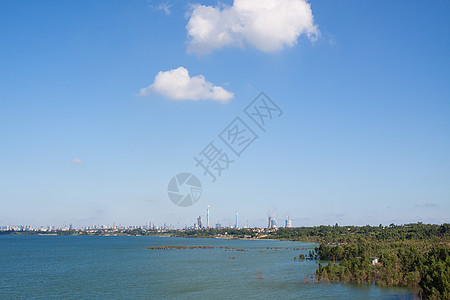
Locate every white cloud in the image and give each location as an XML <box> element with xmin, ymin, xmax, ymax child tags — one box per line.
<box><xmin>158</xmin><ymin>2</ymin><xmax>171</xmax><ymax>15</ymax></box>
<box><xmin>72</xmin><ymin>158</ymin><xmax>83</xmax><ymax>164</ymax></box>
<box><xmin>148</xmin><ymin>0</ymin><xmax>172</xmax><ymax>15</ymax></box>
<box><xmin>415</xmin><ymin>203</ymin><xmax>438</xmax><ymax>208</ymax></box>
<box><xmin>139</xmin><ymin>67</ymin><xmax>234</xmax><ymax>103</ymax></box>
<box><xmin>186</xmin><ymin>0</ymin><xmax>319</xmax><ymax>54</ymax></box>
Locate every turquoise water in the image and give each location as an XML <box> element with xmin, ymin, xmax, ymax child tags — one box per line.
<box><xmin>0</xmin><ymin>236</ymin><xmax>415</xmax><ymax>299</ymax></box>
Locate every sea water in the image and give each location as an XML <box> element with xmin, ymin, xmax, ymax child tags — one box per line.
<box><xmin>0</xmin><ymin>236</ymin><xmax>415</xmax><ymax>299</ymax></box>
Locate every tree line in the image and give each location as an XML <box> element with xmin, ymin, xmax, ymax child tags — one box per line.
<box><xmin>277</xmin><ymin>223</ymin><xmax>449</xmax><ymax>300</ymax></box>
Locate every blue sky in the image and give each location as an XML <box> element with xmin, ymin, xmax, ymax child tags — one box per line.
<box><xmin>0</xmin><ymin>0</ymin><xmax>449</xmax><ymax>228</ymax></box>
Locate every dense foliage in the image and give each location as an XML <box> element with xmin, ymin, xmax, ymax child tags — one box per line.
<box><xmin>270</xmin><ymin>223</ymin><xmax>449</xmax><ymax>244</ymax></box>
<box><xmin>295</xmin><ymin>224</ymin><xmax>450</xmax><ymax>300</ymax></box>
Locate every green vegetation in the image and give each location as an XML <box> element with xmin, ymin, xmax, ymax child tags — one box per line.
<box><xmin>275</xmin><ymin>223</ymin><xmax>449</xmax><ymax>300</ymax></box>
<box><xmin>269</xmin><ymin>223</ymin><xmax>450</xmax><ymax>244</ymax></box>
<box><xmin>315</xmin><ymin>243</ymin><xmax>450</xmax><ymax>298</ymax></box>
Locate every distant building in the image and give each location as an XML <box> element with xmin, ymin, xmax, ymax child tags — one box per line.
<box><xmin>235</xmin><ymin>211</ymin><xmax>239</xmax><ymax>229</ymax></box>
<box><xmin>197</xmin><ymin>216</ymin><xmax>203</xmax><ymax>229</ymax></box>
<box><xmin>270</xmin><ymin>219</ymin><xmax>277</xmax><ymax>229</ymax></box>
<box><xmin>268</xmin><ymin>217</ymin><xmax>277</xmax><ymax>229</ymax></box>
<box><xmin>215</xmin><ymin>223</ymin><xmax>221</xmax><ymax>230</ymax></box>
<box><xmin>285</xmin><ymin>217</ymin><xmax>292</xmax><ymax>228</ymax></box>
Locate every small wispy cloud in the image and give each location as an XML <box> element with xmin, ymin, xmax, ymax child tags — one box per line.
<box><xmin>415</xmin><ymin>203</ymin><xmax>438</xmax><ymax>208</ymax></box>
<box><xmin>148</xmin><ymin>0</ymin><xmax>172</xmax><ymax>15</ymax></box>
<box><xmin>139</xmin><ymin>66</ymin><xmax>233</xmax><ymax>103</ymax></box>
<box><xmin>326</xmin><ymin>213</ymin><xmax>346</xmax><ymax>219</ymax></box>
<box><xmin>72</xmin><ymin>158</ymin><xmax>83</xmax><ymax>164</ymax></box>
<box><xmin>157</xmin><ymin>2</ymin><xmax>171</xmax><ymax>15</ymax></box>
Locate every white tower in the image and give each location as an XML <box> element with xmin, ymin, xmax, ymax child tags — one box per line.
<box><xmin>206</xmin><ymin>205</ymin><xmax>210</xmax><ymax>228</ymax></box>
<box><xmin>285</xmin><ymin>216</ymin><xmax>292</xmax><ymax>228</ymax></box>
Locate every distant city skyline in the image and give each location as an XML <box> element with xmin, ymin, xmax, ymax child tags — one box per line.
<box><xmin>1</xmin><ymin>1</ymin><xmax>449</xmax><ymax>228</ymax></box>
<box><xmin>0</xmin><ymin>207</ymin><xmax>294</xmax><ymax>231</ymax></box>
<box><xmin>0</xmin><ymin>203</ymin><xmax>298</xmax><ymax>230</ymax></box>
